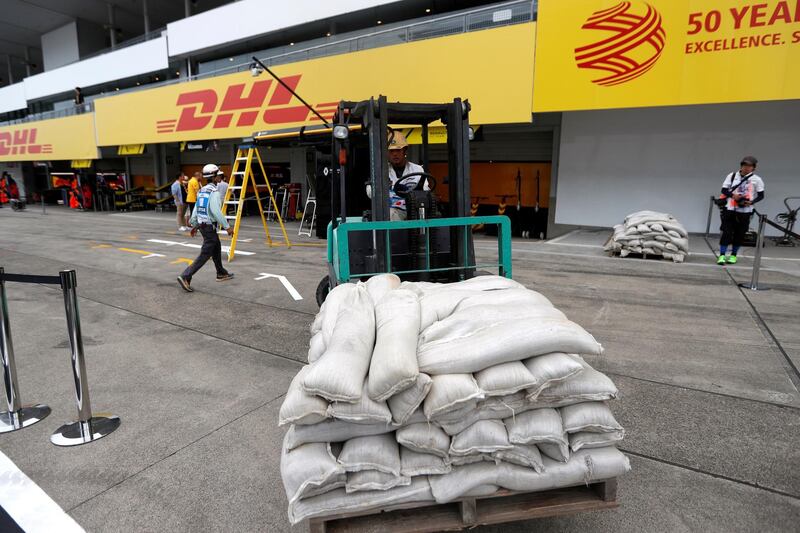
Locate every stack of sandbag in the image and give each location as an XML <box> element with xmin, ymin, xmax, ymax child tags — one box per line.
<box><xmin>280</xmin><ymin>274</ymin><xmax>630</xmax><ymax>525</ymax></box>
<box><xmin>604</xmin><ymin>210</ymin><xmax>689</xmax><ymax>262</ymax></box>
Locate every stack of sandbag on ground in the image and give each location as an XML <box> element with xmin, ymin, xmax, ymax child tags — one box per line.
<box><xmin>604</xmin><ymin>210</ymin><xmax>689</xmax><ymax>262</ymax></box>
<box><xmin>279</xmin><ymin>274</ymin><xmax>630</xmax><ymax>524</ymax></box>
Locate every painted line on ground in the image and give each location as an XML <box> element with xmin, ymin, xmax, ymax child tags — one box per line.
<box><xmin>0</xmin><ymin>450</ymin><xmax>84</xmax><ymax>533</ymax></box>
<box><xmin>147</xmin><ymin>238</ymin><xmax>255</xmax><ymax>256</ymax></box>
<box><xmin>170</xmin><ymin>258</ymin><xmax>194</xmax><ymax>265</ymax></box>
<box><xmin>254</xmin><ymin>272</ymin><xmax>303</xmax><ymax>300</ymax></box>
<box><xmin>118</xmin><ymin>247</ymin><xmax>165</xmax><ymax>259</ymax></box>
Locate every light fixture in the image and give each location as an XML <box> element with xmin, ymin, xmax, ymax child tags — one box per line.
<box><xmin>154</xmin><ymin>76</ymin><xmax>159</xmax><ymax>80</ymax></box>
<box><xmin>333</xmin><ymin>125</ymin><xmax>349</xmax><ymax>140</ymax></box>
<box><xmin>136</xmin><ymin>82</ymin><xmax>140</xmax><ymax>85</ymax></box>
<box><xmin>175</xmin><ymin>71</ymin><xmax>180</xmax><ymax>75</ymax></box>
<box><xmin>468</xmin><ymin>127</ymin><xmax>475</xmax><ymax>141</ymax></box>
<box><xmin>289</xmin><ymin>42</ymin><xmax>295</xmax><ymax>46</ymax></box>
<box><xmin>115</xmin><ymin>87</ymin><xmax>119</xmax><ymax>91</ymax></box>
<box><xmin>377</xmin><ymin>20</ymin><xmax>382</xmax><ymax>24</ymax></box>
<box><xmin>326</xmin><ymin>32</ymin><xmax>331</xmax><ymax>37</ymax></box>
<box><xmin>425</xmin><ymin>8</ymin><xmax>431</xmax><ymax>13</ymax></box>
<box><xmin>249</xmin><ymin>61</ymin><xmax>264</xmax><ymax>77</ymax></box>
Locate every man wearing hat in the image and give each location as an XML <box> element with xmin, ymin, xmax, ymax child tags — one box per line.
<box><xmin>177</xmin><ymin>164</ymin><xmax>234</xmax><ymax>292</ymax></box>
<box><xmin>386</xmin><ymin>130</ymin><xmax>427</xmax><ymax>221</ymax></box>
<box><xmin>717</xmin><ymin>156</ymin><xmax>765</xmax><ymax>265</ymax></box>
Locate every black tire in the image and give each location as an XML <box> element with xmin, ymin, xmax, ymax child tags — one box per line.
<box><xmin>315</xmin><ymin>275</ymin><xmax>331</xmax><ymax>307</ymax></box>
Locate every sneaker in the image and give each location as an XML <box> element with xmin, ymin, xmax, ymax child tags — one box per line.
<box><xmin>216</xmin><ymin>273</ymin><xmax>234</xmax><ymax>282</ymax></box>
<box><xmin>177</xmin><ymin>276</ymin><xmax>193</xmax><ymax>292</ymax></box>
<box><xmin>179</xmin><ymin>226</ymin><xmax>188</xmax><ymax>231</ymax></box>
<box><xmin>727</xmin><ymin>255</ymin><xmax>738</xmax><ymax>264</ymax></box>
<box><xmin>716</xmin><ymin>255</ymin><xmax>726</xmax><ymax>265</ymax></box>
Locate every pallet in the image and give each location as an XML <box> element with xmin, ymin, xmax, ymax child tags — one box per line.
<box><xmin>308</xmin><ymin>478</ymin><xmax>618</xmax><ymax>533</ymax></box>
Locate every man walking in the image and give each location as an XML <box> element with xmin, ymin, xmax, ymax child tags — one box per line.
<box><xmin>717</xmin><ymin>156</ymin><xmax>765</xmax><ymax>265</ymax></box>
<box><xmin>171</xmin><ymin>173</ymin><xmax>188</xmax><ymax>231</ymax></box>
<box><xmin>177</xmin><ymin>164</ymin><xmax>234</xmax><ymax>292</ymax></box>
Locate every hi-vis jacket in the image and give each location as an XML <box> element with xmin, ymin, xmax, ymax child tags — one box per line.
<box><xmin>190</xmin><ymin>183</ymin><xmax>230</xmax><ymax>229</ymax></box>
<box><xmin>388</xmin><ymin>161</ymin><xmax>426</xmax><ymax>212</ymax></box>
<box><xmin>722</xmin><ymin>171</ymin><xmax>765</xmax><ymax>214</ymax></box>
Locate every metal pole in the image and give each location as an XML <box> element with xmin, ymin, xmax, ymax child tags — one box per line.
<box><xmin>0</xmin><ymin>267</ymin><xmax>50</xmax><ymax>433</ymax></box>
<box><xmin>739</xmin><ymin>214</ymin><xmax>770</xmax><ymax>291</ymax></box>
<box><xmin>143</xmin><ymin>0</ymin><xmax>150</xmax><ymax>35</ymax></box>
<box><xmin>705</xmin><ymin>196</ymin><xmax>715</xmax><ymax>238</ymax></box>
<box><xmin>51</xmin><ymin>270</ymin><xmax>120</xmax><ymax>446</ymax></box>
<box><xmin>108</xmin><ymin>3</ymin><xmax>117</xmax><ymax>49</ymax></box>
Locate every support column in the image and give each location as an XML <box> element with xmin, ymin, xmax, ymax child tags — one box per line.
<box><xmin>107</xmin><ymin>3</ymin><xmax>117</xmax><ymax>49</ymax></box>
<box><xmin>143</xmin><ymin>0</ymin><xmax>150</xmax><ymax>35</ymax></box>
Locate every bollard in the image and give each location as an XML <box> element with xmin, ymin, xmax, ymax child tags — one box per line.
<box><xmin>50</xmin><ymin>270</ymin><xmax>120</xmax><ymax>446</ymax></box>
<box><xmin>41</xmin><ymin>195</ymin><xmax>46</xmax><ymax>215</ymax></box>
<box><xmin>705</xmin><ymin>196</ymin><xmax>715</xmax><ymax>238</ymax></box>
<box><xmin>0</xmin><ymin>267</ymin><xmax>51</xmax><ymax>433</ymax></box>
<box><xmin>739</xmin><ymin>214</ymin><xmax>770</xmax><ymax>291</ymax></box>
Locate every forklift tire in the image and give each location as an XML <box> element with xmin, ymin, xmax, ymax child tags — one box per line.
<box><xmin>316</xmin><ymin>275</ymin><xmax>332</xmax><ymax>307</ymax></box>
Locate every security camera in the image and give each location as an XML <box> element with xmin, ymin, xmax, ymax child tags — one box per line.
<box><xmin>250</xmin><ymin>62</ymin><xmax>263</xmax><ymax>77</ymax></box>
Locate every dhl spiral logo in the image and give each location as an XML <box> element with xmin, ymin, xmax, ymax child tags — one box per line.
<box><xmin>574</xmin><ymin>2</ymin><xmax>666</xmax><ymax>86</ymax></box>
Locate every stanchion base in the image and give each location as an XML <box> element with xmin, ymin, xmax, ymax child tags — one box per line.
<box><xmin>0</xmin><ymin>404</ymin><xmax>51</xmax><ymax>433</ymax></box>
<box><xmin>739</xmin><ymin>283</ymin><xmax>771</xmax><ymax>291</ymax></box>
<box><xmin>50</xmin><ymin>414</ymin><xmax>121</xmax><ymax>447</ymax></box>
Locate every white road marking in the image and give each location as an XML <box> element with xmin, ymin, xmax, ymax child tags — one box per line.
<box><xmin>544</xmin><ymin>229</ymin><xmax>580</xmax><ymax>244</ymax></box>
<box><xmin>142</xmin><ymin>253</ymin><xmax>165</xmax><ymax>259</ymax></box>
<box><xmin>218</xmin><ymin>231</ymin><xmax>252</xmax><ymax>242</ymax></box>
<box><xmin>254</xmin><ymin>272</ymin><xmax>303</xmax><ymax>300</ymax></box>
<box><xmin>147</xmin><ymin>238</ymin><xmax>255</xmax><ymax>256</ymax></box>
<box><xmin>0</xmin><ymin>450</ymin><xmax>85</xmax><ymax>533</ymax></box>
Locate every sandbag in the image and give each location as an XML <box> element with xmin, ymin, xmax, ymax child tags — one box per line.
<box><xmin>345</xmin><ymin>470</ymin><xmax>410</xmax><ymax>493</ymax></box>
<box><xmin>418</xmin><ymin>319</ymin><xmax>603</xmax><ymax>375</ymax></box>
<box><xmin>303</xmin><ymin>285</ymin><xmax>376</xmax><ymax>402</ymax></box>
<box><xmin>307</xmin><ymin>332</ymin><xmax>326</xmax><ymax>364</ymax></box>
<box><xmin>449</xmin><ymin>419</ymin><xmax>512</xmax><ymax>456</ymax></box>
<box><xmin>400</xmin><ymin>447</ymin><xmax>452</xmax><ymax>476</ymax></box>
<box><xmin>423</xmin><ymin>373</ymin><xmax>483</xmax><ymax>419</ymax></box>
<box><xmin>428</xmin><ymin>461</ymin><xmax>498</xmax><ymax>503</ymax></box>
<box><xmin>560</xmin><ymin>402</ymin><xmax>624</xmax><ymax>433</ymax></box>
<box><xmin>493</xmin><ymin>444</ymin><xmax>544</xmax><ymax>472</ymax></box>
<box><xmin>538</xmin><ymin>442</ymin><xmax>570</xmax><ymax>462</ymax></box>
<box><xmin>522</xmin><ymin>352</ymin><xmax>585</xmax><ymax>399</ymax></box>
<box><xmin>365</xmin><ymin>273</ymin><xmax>401</xmax><ymax>306</ymax></box>
<box><xmin>533</xmin><ymin>356</ymin><xmax>618</xmax><ymax>405</ymax></box>
<box><xmin>280</xmin><ymin>435</ymin><xmax>344</xmax><ymax>506</ymax></box>
<box><xmin>289</xmin><ymin>477</ymin><xmax>433</xmax><ymax>524</ymax></box>
<box><xmin>285</xmin><ymin>420</ymin><xmax>393</xmax><ymax>450</ymax></box>
<box><xmin>505</xmin><ymin>408</ymin><xmax>568</xmax><ymax>462</ymax></box>
<box><xmin>279</xmin><ymin>365</ymin><xmax>329</xmax><ymax>426</ymax></box>
<box><xmin>448</xmin><ymin>454</ymin><xmax>495</xmax><ymax>466</ymax></box>
<box><xmin>475</xmin><ymin>361</ymin><xmax>539</xmax><ymax>397</ymax></box>
<box><xmin>396</xmin><ymin>423</ymin><xmax>451</xmax><ymax>458</ymax></box>
<box><xmin>387</xmin><ymin>373</ymin><xmax>432</xmax><ymax>425</ymax></box>
<box><xmin>328</xmin><ymin>380</ymin><xmax>392</xmax><ymax>425</ymax></box>
<box><xmin>570</xmin><ymin>430</ymin><xmax>625</xmax><ymax>452</ymax></box>
<box><xmin>337</xmin><ymin>434</ymin><xmax>401</xmax><ymax>476</ymax></box>
<box><xmin>368</xmin><ymin>289</ymin><xmax>420</xmax><ymax>401</ymax></box>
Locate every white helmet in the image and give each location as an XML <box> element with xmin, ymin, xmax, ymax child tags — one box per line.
<box><xmin>202</xmin><ymin>163</ymin><xmax>221</xmax><ymax>179</ymax></box>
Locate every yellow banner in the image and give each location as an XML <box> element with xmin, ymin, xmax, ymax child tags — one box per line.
<box><xmin>533</xmin><ymin>1</ymin><xmax>800</xmax><ymax>111</ymax></box>
<box><xmin>118</xmin><ymin>144</ymin><xmax>145</xmax><ymax>155</ymax></box>
<box><xmin>0</xmin><ymin>114</ymin><xmax>98</xmax><ymax>162</ymax></box>
<box><xmin>71</xmin><ymin>159</ymin><xmax>92</xmax><ymax>168</ymax></box>
<box><xmin>95</xmin><ymin>23</ymin><xmax>536</xmax><ymax>146</ymax></box>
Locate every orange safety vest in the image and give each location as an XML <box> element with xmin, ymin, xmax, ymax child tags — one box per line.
<box><xmin>0</xmin><ymin>178</ymin><xmax>7</xmax><ymax>204</ymax></box>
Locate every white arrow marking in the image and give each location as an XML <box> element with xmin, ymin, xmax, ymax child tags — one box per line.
<box><xmin>147</xmin><ymin>238</ymin><xmax>254</xmax><ymax>256</ymax></box>
<box><xmin>254</xmin><ymin>273</ymin><xmax>303</xmax><ymax>301</ymax></box>
<box><xmin>142</xmin><ymin>253</ymin><xmax>165</xmax><ymax>259</ymax></box>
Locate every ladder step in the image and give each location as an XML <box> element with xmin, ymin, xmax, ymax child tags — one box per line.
<box><xmin>225</xmin><ymin>215</ymin><xmax>237</xmax><ymax>219</ymax></box>
<box><xmin>236</xmin><ymin>157</ymin><xmax>248</xmax><ymax>161</ymax></box>
<box><xmin>225</xmin><ymin>201</ymin><xmax>240</xmax><ymax>205</ymax></box>
<box><xmin>229</xmin><ymin>186</ymin><xmax>242</xmax><ymax>190</ymax></box>
<box><xmin>233</xmin><ymin>171</ymin><xmax>245</xmax><ymax>175</ymax></box>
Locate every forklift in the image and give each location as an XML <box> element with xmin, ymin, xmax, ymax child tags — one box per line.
<box><xmin>253</xmin><ymin>91</ymin><xmax>512</xmax><ymax>305</ymax></box>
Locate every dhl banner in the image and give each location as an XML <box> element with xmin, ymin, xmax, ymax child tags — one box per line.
<box><xmin>533</xmin><ymin>1</ymin><xmax>800</xmax><ymax>111</ymax></box>
<box><xmin>0</xmin><ymin>114</ymin><xmax>99</xmax><ymax>162</ymax></box>
<box><xmin>95</xmin><ymin>23</ymin><xmax>536</xmax><ymax>146</ymax></box>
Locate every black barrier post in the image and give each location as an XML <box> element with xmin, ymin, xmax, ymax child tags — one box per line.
<box><xmin>739</xmin><ymin>214</ymin><xmax>770</xmax><ymax>291</ymax></box>
<box><xmin>705</xmin><ymin>196</ymin><xmax>716</xmax><ymax>239</ymax></box>
<box><xmin>0</xmin><ymin>267</ymin><xmax>51</xmax><ymax>433</ymax></box>
<box><xmin>50</xmin><ymin>270</ymin><xmax>120</xmax><ymax>446</ymax></box>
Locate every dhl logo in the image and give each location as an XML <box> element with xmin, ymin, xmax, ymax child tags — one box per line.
<box><xmin>0</xmin><ymin>128</ymin><xmax>53</xmax><ymax>156</ymax></box>
<box><xmin>156</xmin><ymin>75</ymin><xmax>337</xmax><ymax>134</ymax></box>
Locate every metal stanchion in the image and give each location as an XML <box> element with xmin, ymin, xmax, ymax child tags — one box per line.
<box><xmin>0</xmin><ymin>267</ymin><xmax>50</xmax><ymax>433</ymax></box>
<box><xmin>51</xmin><ymin>270</ymin><xmax>120</xmax><ymax>446</ymax></box>
<box><xmin>705</xmin><ymin>196</ymin><xmax>715</xmax><ymax>238</ymax></box>
<box><xmin>41</xmin><ymin>195</ymin><xmax>46</xmax><ymax>215</ymax></box>
<box><xmin>739</xmin><ymin>214</ymin><xmax>770</xmax><ymax>291</ymax></box>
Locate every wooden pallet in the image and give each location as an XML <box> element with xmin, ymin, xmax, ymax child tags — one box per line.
<box><xmin>308</xmin><ymin>478</ymin><xmax>618</xmax><ymax>533</ymax></box>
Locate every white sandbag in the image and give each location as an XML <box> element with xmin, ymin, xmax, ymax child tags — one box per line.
<box><xmin>368</xmin><ymin>289</ymin><xmax>420</xmax><ymax>401</ymax></box>
<box><xmin>449</xmin><ymin>419</ymin><xmax>512</xmax><ymax>456</ymax></box>
<box><xmin>463</xmin><ymin>485</ymin><xmax>500</xmax><ymax>497</ymax></box>
<box><xmin>280</xmin><ymin>435</ymin><xmax>344</xmax><ymax>506</ymax></box>
<box><xmin>650</xmin><ymin>223</ymin><xmax>664</xmax><ymax>232</ymax></box>
<box><xmin>533</xmin><ymin>356</ymin><xmax>618</xmax><ymax>405</ymax></box>
<box><xmin>570</xmin><ymin>430</ymin><xmax>625</xmax><ymax>452</ymax></box>
<box><xmin>475</xmin><ymin>361</ymin><xmax>539</xmax><ymax>397</ymax></box>
<box><xmin>307</xmin><ymin>332</ymin><xmax>326</xmax><ymax>364</ymax></box>
<box><xmin>387</xmin><ymin>373</ymin><xmax>432</xmax><ymax>425</ymax></box>
<box><xmin>346</xmin><ymin>470</ymin><xmax>410</xmax><ymax>493</ymax></box>
<box><xmin>279</xmin><ymin>365</ymin><xmax>329</xmax><ymax>426</ymax></box>
<box><xmin>313</xmin><ymin>282</ymin><xmax>357</xmax><ymax>344</ymax></box>
<box><xmin>418</xmin><ymin>319</ymin><xmax>603</xmax><ymax>375</ymax></box>
<box><xmin>338</xmin><ymin>434</ymin><xmax>402</xmax><ymax>476</ymax></box>
<box><xmin>636</xmin><ymin>223</ymin><xmax>650</xmax><ymax>233</ymax></box>
<box><xmin>303</xmin><ymin>285</ymin><xmax>376</xmax><ymax>402</ymax></box>
<box><xmin>396</xmin><ymin>423</ymin><xmax>451</xmax><ymax>458</ymax></box>
<box><xmin>428</xmin><ymin>461</ymin><xmax>498</xmax><ymax>503</ymax></box>
<box><xmin>493</xmin><ymin>444</ymin><xmax>544</xmax><ymax>472</ymax></box>
<box><xmin>418</xmin><ymin>276</ymin><xmax>525</xmax><ymax>329</ymax></box>
<box><xmin>448</xmin><ymin>454</ymin><xmax>496</xmax><ymax>466</ymax></box>
<box><xmin>560</xmin><ymin>402</ymin><xmax>624</xmax><ymax>433</ymax></box>
<box><xmin>286</xmin><ymin>420</ymin><xmax>393</xmax><ymax>450</ymax></box>
<box><xmin>522</xmin><ymin>352</ymin><xmax>585</xmax><ymax>399</ymax></box>
<box><xmin>289</xmin><ymin>477</ymin><xmax>433</xmax><ymax>524</ymax></box>
<box><xmin>505</xmin><ymin>408</ymin><xmax>566</xmax><ymax>448</ymax></box>
<box><xmin>538</xmin><ymin>442</ymin><xmax>570</xmax><ymax>462</ymax></box>
<box><xmin>328</xmin><ymin>380</ymin><xmax>392</xmax><ymax>425</ymax></box>
<box><xmin>400</xmin><ymin>447</ymin><xmax>452</xmax><ymax>476</ymax></box>
<box><xmin>451</xmin><ymin>288</ymin><xmax>554</xmax><ymax>314</ymax></box>
<box><xmin>423</xmin><ymin>374</ymin><xmax>483</xmax><ymax>419</ymax></box>
<box><xmin>364</xmin><ymin>273</ymin><xmax>401</xmax><ymax>306</ymax></box>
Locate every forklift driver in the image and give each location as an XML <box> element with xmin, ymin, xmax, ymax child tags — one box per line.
<box><xmin>367</xmin><ymin>130</ymin><xmax>430</xmax><ymax>221</ymax></box>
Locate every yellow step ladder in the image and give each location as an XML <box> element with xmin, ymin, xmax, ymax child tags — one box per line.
<box><xmin>222</xmin><ymin>146</ymin><xmax>291</xmax><ymax>261</ymax></box>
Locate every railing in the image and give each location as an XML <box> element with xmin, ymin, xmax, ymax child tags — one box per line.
<box><xmin>0</xmin><ymin>102</ymin><xmax>94</xmax><ymax>126</ymax></box>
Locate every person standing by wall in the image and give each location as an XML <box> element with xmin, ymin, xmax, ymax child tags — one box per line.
<box><xmin>177</xmin><ymin>164</ymin><xmax>234</xmax><ymax>292</ymax></box>
<box><xmin>171</xmin><ymin>172</ymin><xmax>188</xmax><ymax>231</ymax></box>
<box><xmin>717</xmin><ymin>156</ymin><xmax>765</xmax><ymax>265</ymax></box>
<box><xmin>0</xmin><ymin>172</ymin><xmax>8</xmax><ymax>208</ymax></box>
<box><xmin>185</xmin><ymin>171</ymin><xmax>201</xmax><ymax>228</ymax></box>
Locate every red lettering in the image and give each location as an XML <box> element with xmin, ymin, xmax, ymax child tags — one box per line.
<box><xmin>751</xmin><ymin>3</ymin><xmax>768</xmax><ymax>26</ymax></box>
<box><xmin>685</xmin><ymin>42</ymin><xmax>693</xmax><ymax>53</ymax></box>
<box><xmin>263</xmin><ymin>107</ymin><xmax>309</xmax><ymax>124</ymax></box>
<box><xmin>236</xmin><ymin>111</ymin><xmax>260</xmax><ymax>127</ymax></box>
<box><xmin>268</xmin><ymin>75</ymin><xmax>302</xmax><ymax>105</ymax></box>
<box><xmin>687</xmin><ymin>12</ymin><xmax>703</xmax><ymax>34</ymax></box>
<box><xmin>730</xmin><ymin>5</ymin><xmax>750</xmax><ymax>29</ymax></box>
<box><xmin>793</xmin><ymin>30</ymin><xmax>800</xmax><ymax>42</ymax></box>
<box><xmin>213</xmin><ymin>114</ymin><xmax>233</xmax><ymax>128</ymax></box>
<box><xmin>175</xmin><ymin>89</ymin><xmax>217</xmax><ymax>131</ymax></box>
<box><xmin>706</xmin><ymin>10</ymin><xmax>722</xmax><ymax>32</ymax></box>
<box><xmin>29</xmin><ymin>128</ymin><xmax>37</xmax><ymax>144</ymax></box>
<box><xmin>769</xmin><ymin>1</ymin><xmax>792</xmax><ymax>24</ymax></box>
<box><xmin>0</xmin><ymin>132</ymin><xmax>10</xmax><ymax>156</ymax></box>
<box><xmin>219</xmin><ymin>80</ymin><xmax>271</xmax><ymax>111</ymax></box>
<box><xmin>12</xmin><ymin>130</ymin><xmax>28</xmax><ymax>145</ymax></box>
<box><xmin>796</xmin><ymin>0</ymin><xmax>800</xmax><ymax>21</ymax></box>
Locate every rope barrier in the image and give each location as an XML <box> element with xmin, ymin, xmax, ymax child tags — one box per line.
<box><xmin>0</xmin><ymin>273</ymin><xmax>62</xmax><ymax>285</ymax></box>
